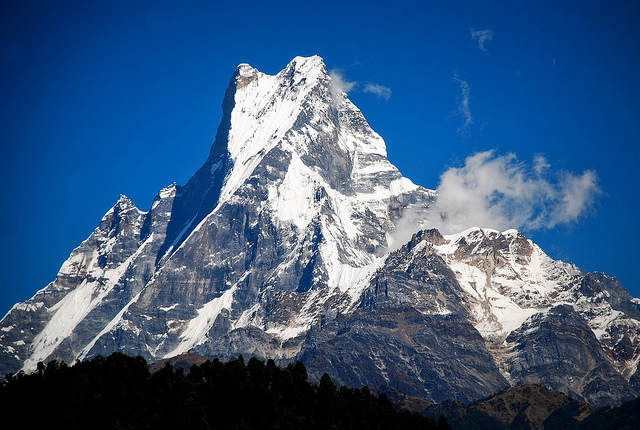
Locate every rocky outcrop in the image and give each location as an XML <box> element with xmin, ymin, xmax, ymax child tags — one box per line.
<box><xmin>299</xmin><ymin>307</ymin><xmax>509</xmax><ymax>403</ymax></box>
<box><xmin>348</xmin><ymin>227</ymin><xmax>640</xmax><ymax>404</ymax></box>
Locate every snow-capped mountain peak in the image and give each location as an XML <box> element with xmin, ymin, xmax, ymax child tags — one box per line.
<box><xmin>1</xmin><ymin>56</ymin><xmax>638</xmax><ymax>407</ymax></box>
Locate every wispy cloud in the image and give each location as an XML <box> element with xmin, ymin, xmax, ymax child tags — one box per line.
<box><xmin>329</xmin><ymin>69</ymin><xmax>356</xmax><ymax>93</ymax></box>
<box><xmin>470</xmin><ymin>28</ymin><xmax>494</xmax><ymax>51</ymax></box>
<box><xmin>363</xmin><ymin>83</ymin><xmax>392</xmax><ymax>101</ymax></box>
<box><xmin>329</xmin><ymin>68</ymin><xmax>357</xmax><ymax>106</ymax></box>
<box><xmin>453</xmin><ymin>73</ymin><xmax>473</xmax><ymax>136</ymax></box>
<box><xmin>423</xmin><ymin>150</ymin><xmax>601</xmax><ymax>234</ymax></box>
<box><xmin>329</xmin><ymin>68</ymin><xmax>392</xmax><ymax>104</ymax></box>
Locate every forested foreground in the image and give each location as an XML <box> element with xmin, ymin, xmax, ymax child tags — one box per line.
<box><xmin>0</xmin><ymin>352</ymin><xmax>449</xmax><ymax>430</ymax></box>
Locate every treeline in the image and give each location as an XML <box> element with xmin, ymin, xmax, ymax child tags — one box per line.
<box><xmin>0</xmin><ymin>352</ymin><xmax>449</xmax><ymax>430</ymax></box>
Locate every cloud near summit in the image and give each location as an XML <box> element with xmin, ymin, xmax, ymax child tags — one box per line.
<box><xmin>329</xmin><ymin>69</ymin><xmax>356</xmax><ymax>94</ymax></box>
<box><xmin>329</xmin><ymin>69</ymin><xmax>391</xmax><ymax>101</ymax></box>
<box><xmin>428</xmin><ymin>150</ymin><xmax>602</xmax><ymax>234</ymax></box>
<box><xmin>393</xmin><ymin>151</ymin><xmax>602</xmax><ymax>245</ymax></box>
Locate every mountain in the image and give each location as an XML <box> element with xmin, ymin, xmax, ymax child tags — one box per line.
<box><xmin>1</xmin><ymin>56</ymin><xmax>639</xmax><ymax>406</ymax></box>
<box><xmin>421</xmin><ymin>383</ymin><xmax>640</xmax><ymax>430</ymax></box>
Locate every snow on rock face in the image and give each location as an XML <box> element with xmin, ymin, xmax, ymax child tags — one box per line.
<box><xmin>0</xmin><ymin>55</ymin><xmax>433</xmax><ymax>372</ymax></box>
<box><xmin>0</xmin><ymin>186</ymin><xmax>178</xmax><ymax>374</ymax></box>
<box><xmin>359</xmin><ymin>226</ymin><xmax>640</xmax><ymax>404</ymax></box>
<box><xmin>429</xmin><ymin>227</ymin><xmax>583</xmax><ymax>340</ymax></box>
<box><xmin>139</xmin><ymin>55</ymin><xmax>436</xmax><ymax>353</ymax></box>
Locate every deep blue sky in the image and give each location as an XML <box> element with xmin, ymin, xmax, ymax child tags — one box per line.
<box><xmin>1</xmin><ymin>0</ymin><xmax>639</xmax><ymax>316</ymax></box>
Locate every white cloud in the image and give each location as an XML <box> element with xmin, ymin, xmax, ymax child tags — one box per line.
<box><xmin>423</xmin><ymin>150</ymin><xmax>601</xmax><ymax>234</ymax></box>
<box><xmin>453</xmin><ymin>74</ymin><xmax>473</xmax><ymax>136</ymax></box>
<box><xmin>392</xmin><ymin>151</ymin><xmax>601</xmax><ymax>241</ymax></box>
<box><xmin>470</xmin><ymin>28</ymin><xmax>494</xmax><ymax>51</ymax></box>
<box><xmin>329</xmin><ymin>69</ymin><xmax>356</xmax><ymax>93</ymax></box>
<box><xmin>363</xmin><ymin>83</ymin><xmax>392</xmax><ymax>101</ymax></box>
<box><xmin>388</xmin><ymin>204</ymin><xmax>432</xmax><ymax>251</ymax></box>
<box><xmin>329</xmin><ymin>69</ymin><xmax>391</xmax><ymax>103</ymax></box>
<box><xmin>329</xmin><ymin>68</ymin><xmax>357</xmax><ymax>106</ymax></box>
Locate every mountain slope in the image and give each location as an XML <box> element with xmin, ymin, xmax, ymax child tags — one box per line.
<box><xmin>1</xmin><ymin>56</ymin><xmax>638</xmax><ymax>406</ymax></box>
<box><xmin>0</xmin><ymin>55</ymin><xmax>434</xmax><ymax>373</ymax></box>
<box><xmin>422</xmin><ymin>383</ymin><xmax>597</xmax><ymax>430</ymax></box>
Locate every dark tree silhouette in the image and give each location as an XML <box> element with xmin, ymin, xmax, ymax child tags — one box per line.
<box><xmin>1</xmin><ymin>352</ymin><xmax>443</xmax><ymax>430</ymax></box>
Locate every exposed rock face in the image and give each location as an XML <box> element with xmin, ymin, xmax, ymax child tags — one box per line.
<box><xmin>503</xmin><ymin>305</ymin><xmax>633</xmax><ymax>406</ymax></box>
<box><xmin>1</xmin><ymin>56</ymin><xmax>638</xmax><ymax>406</ymax></box>
<box><xmin>363</xmin><ymin>227</ymin><xmax>640</xmax><ymax>405</ymax></box>
<box><xmin>299</xmin><ymin>307</ymin><xmax>509</xmax><ymax>403</ymax></box>
<box><xmin>423</xmin><ymin>383</ymin><xmax>598</xmax><ymax>430</ymax></box>
<box><xmin>0</xmin><ymin>189</ymin><xmax>177</xmax><ymax>372</ymax></box>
